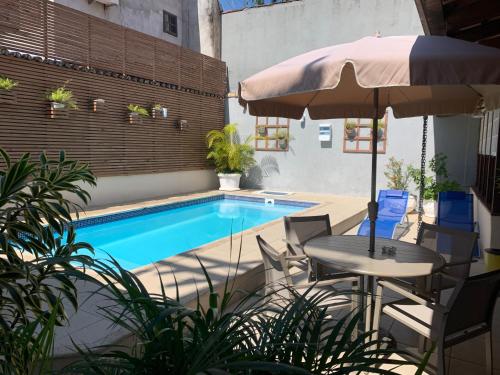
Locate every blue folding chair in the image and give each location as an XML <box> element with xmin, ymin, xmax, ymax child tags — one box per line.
<box><xmin>437</xmin><ymin>191</ymin><xmax>479</xmax><ymax>257</ymax></box>
<box><xmin>357</xmin><ymin>190</ymin><xmax>409</xmax><ymax>239</ymax></box>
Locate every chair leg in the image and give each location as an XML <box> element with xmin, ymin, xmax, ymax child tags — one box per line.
<box><xmin>371</xmin><ymin>283</ymin><xmax>384</xmax><ymax>346</ymax></box>
<box><xmin>351</xmin><ymin>279</ymin><xmax>359</xmax><ymax>341</ymax></box>
<box><xmin>485</xmin><ymin>331</ymin><xmax>493</xmax><ymax>375</ymax></box>
<box><xmin>437</xmin><ymin>343</ymin><xmax>446</xmax><ymax>375</ymax></box>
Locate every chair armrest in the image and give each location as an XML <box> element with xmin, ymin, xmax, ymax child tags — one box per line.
<box><xmin>444</xmin><ymin>259</ymin><xmax>477</xmax><ymax>268</ymax></box>
<box><xmin>285</xmin><ymin>255</ymin><xmax>307</xmax><ymax>261</ymax></box>
<box><xmin>302</xmin><ymin>277</ymin><xmax>358</xmax><ymax>288</ymax></box>
<box><xmin>378</xmin><ymin>280</ymin><xmax>449</xmax><ymax>314</ymax></box>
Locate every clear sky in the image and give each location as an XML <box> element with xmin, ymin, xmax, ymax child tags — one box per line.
<box><xmin>219</xmin><ymin>0</ymin><xmax>282</xmax><ymax>12</ymax></box>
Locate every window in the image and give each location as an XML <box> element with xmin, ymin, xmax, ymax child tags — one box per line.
<box><xmin>163</xmin><ymin>11</ymin><xmax>178</xmax><ymax>37</ymax></box>
<box><xmin>474</xmin><ymin>110</ymin><xmax>500</xmax><ymax>215</ymax></box>
<box><xmin>343</xmin><ymin>113</ymin><xmax>388</xmax><ymax>154</ymax></box>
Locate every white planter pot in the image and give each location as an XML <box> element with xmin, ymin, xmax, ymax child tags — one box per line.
<box><xmin>407</xmin><ymin>194</ymin><xmax>417</xmax><ymax>213</ymax></box>
<box><xmin>423</xmin><ymin>200</ymin><xmax>437</xmax><ymax>218</ymax></box>
<box><xmin>51</xmin><ymin>102</ymin><xmax>66</xmax><ymax>109</ymax></box>
<box><xmin>218</xmin><ymin>173</ymin><xmax>241</xmax><ymax>191</ymax></box>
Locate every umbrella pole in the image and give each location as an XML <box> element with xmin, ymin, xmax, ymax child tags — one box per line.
<box><xmin>368</xmin><ymin>88</ymin><xmax>380</xmax><ymax>253</ymax></box>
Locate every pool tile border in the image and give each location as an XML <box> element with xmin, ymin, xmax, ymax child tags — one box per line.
<box><xmin>72</xmin><ymin>194</ymin><xmax>317</xmax><ymax>229</ymax></box>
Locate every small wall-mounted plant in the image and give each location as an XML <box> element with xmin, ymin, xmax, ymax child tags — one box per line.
<box><xmin>92</xmin><ymin>98</ymin><xmax>106</xmax><ymax>112</ymax></box>
<box><xmin>345</xmin><ymin>120</ymin><xmax>357</xmax><ymax>140</ymax></box>
<box><xmin>47</xmin><ymin>84</ymin><xmax>77</xmax><ymax>118</ymax></box>
<box><xmin>275</xmin><ymin>129</ymin><xmax>293</xmax><ymax>150</ymax></box>
<box><xmin>257</xmin><ymin>126</ymin><xmax>267</xmax><ymax>136</ymax></box>
<box><xmin>0</xmin><ymin>76</ymin><xmax>19</xmax><ymax>104</ymax></box>
<box><xmin>128</xmin><ymin>104</ymin><xmax>149</xmax><ymax>124</ymax></box>
<box><xmin>369</xmin><ymin>119</ymin><xmax>386</xmax><ymax>140</ymax></box>
<box><xmin>152</xmin><ymin>104</ymin><xmax>168</xmax><ymax>119</ymax></box>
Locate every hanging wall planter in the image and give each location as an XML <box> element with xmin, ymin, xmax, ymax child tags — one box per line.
<box><xmin>127</xmin><ymin>104</ymin><xmax>149</xmax><ymax>124</ymax></box>
<box><xmin>0</xmin><ymin>76</ymin><xmax>18</xmax><ymax>104</ymax></box>
<box><xmin>257</xmin><ymin>126</ymin><xmax>267</xmax><ymax>136</ymax></box>
<box><xmin>152</xmin><ymin>104</ymin><xmax>168</xmax><ymax>119</ymax></box>
<box><xmin>345</xmin><ymin>121</ymin><xmax>357</xmax><ymax>140</ymax></box>
<box><xmin>92</xmin><ymin>98</ymin><xmax>106</xmax><ymax>112</ymax></box>
<box><xmin>46</xmin><ymin>84</ymin><xmax>77</xmax><ymax>119</ymax></box>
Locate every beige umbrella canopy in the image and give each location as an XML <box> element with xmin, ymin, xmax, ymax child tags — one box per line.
<box><xmin>238</xmin><ymin>35</ymin><xmax>500</xmax><ymax>253</ymax></box>
<box><xmin>239</xmin><ymin>35</ymin><xmax>500</xmax><ymax>120</ymax></box>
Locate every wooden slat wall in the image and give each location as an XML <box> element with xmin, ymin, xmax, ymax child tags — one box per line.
<box><xmin>0</xmin><ymin>0</ymin><xmax>227</xmax><ymax>177</ymax></box>
<box><xmin>0</xmin><ymin>55</ymin><xmax>225</xmax><ymax>176</ymax></box>
<box><xmin>0</xmin><ymin>0</ymin><xmax>227</xmax><ymax>96</ymax></box>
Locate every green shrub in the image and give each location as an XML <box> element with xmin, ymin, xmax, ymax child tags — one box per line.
<box><xmin>206</xmin><ymin>123</ymin><xmax>255</xmax><ymax>174</ymax></box>
<box><xmin>384</xmin><ymin>157</ymin><xmax>411</xmax><ymax>191</ymax></box>
<box><xmin>128</xmin><ymin>104</ymin><xmax>150</xmax><ymax>117</ymax></box>
<box><xmin>0</xmin><ymin>76</ymin><xmax>18</xmax><ymax>91</ymax></box>
<box><xmin>408</xmin><ymin>153</ymin><xmax>462</xmax><ymax>201</ymax></box>
<box><xmin>47</xmin><ymin>85</ymin><xmax>78</xmax><ymax>109</ymax></box>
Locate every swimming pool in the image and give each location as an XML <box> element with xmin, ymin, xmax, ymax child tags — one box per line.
<box><xmin>73</xmin><ymin>195</ymin><xmax>314</xmax><ymax>270</ymax></box>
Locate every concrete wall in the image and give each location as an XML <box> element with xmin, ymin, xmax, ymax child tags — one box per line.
<box><xmin>473</xmin><ymin>192</ymin><xmax>500</xmax><ymax>251</ymax></box>
<box><xmin>54</xmin><ymin>0</ymin><xmax>221</xmax><ymax>58</ymax></box>
<box><xmin>222</xmin><ymin>0</ymin><xmax>480</xmax><ymax>196</ymax></box>
<box><xmin>80</xmin><ymin>170</ymin><xmax>219</xmax><ymax>209</ymax></box>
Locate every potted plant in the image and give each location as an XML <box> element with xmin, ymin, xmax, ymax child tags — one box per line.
<box><xmin>152</xmin><ymin>104</ymin><xmax>168</xmax><ymax>119</ymax></box>
<box><xmin>408</xmin><ymin>153</ymin><xmax>462</xmax><ymax>218</ymax></box>
<box><xmin>276</xmin><ymin>129</ymin><xmax>291</xmax><ymax>150</ymax></box>
<box><xmin>257</xmin><ymin>126</ymin><xmax>267</xmax><ymax>136</ymax></box>
<box><xmin>0</xmin><ymin>76</ymin><xmax>18</xmax><ymax>104</ymax></box>
<box><xmin>47</xmin><ymin>84</ymin><xmax>77</xmax><ymax>118</ymax></box>
<box><xmin>384</xmin><ymin>157</ymin><xmax>415</xmax><ymax>212</ymax></box>
<box><xmin>206</xmin><ymin>123</ymin><xmax>255</xmax><ymax>191</ymax></box>
<box><xmin>369</xmin><ymin>119</ymin><xmax>385</xmax><ymax>140</ymax></box>
<box><xmin>128</xmin><ymin>104</ymin><xmax>149</xmax><ymax>124</ymax></box>
<box><xmin>345</xmin><ymin>120</ymin><xmax>357</xmax><ymax>140</ymax></box>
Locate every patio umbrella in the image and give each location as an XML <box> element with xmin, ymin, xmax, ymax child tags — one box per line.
<box><xmin>238</xmin><ymin>35</ymin><xmax>500</xmax><ymax>253</ymax></box>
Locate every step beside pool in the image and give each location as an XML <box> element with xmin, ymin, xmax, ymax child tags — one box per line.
<box><xmin>72</xmin><ymin>195</ymin><xmax>315</xmax><ymax>270</ymax></box>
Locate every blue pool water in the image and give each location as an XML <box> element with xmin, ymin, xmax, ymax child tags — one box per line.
<box><xmin>74</xmin><ymin>197</ymin><xmax>309</xmax><ymax>270</ymax></box>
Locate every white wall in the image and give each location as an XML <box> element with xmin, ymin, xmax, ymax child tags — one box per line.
<box><xmin>473</xmin><ymin>191</ymin><xmax>500</xmax><ymax>251</ymax></box>
<box><xmin>222</xmin><ymin>0</ymin><xmax>480</xmax><ymax>196</ymax></box>
<box><xmin>79</xmin><ymin>170</ymin><xmax>219</xmax><ymax>209</ymax></box>
<box><xmin>53</xmin><ymin>0</ymin><xmax>221</xmax><ymax>58</ymax></box>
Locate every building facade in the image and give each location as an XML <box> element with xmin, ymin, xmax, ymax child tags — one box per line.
<box><xmin>222</xmin><ymin>0</ymin><xmax>480</xmax><ymax>198</ymax></box>
<box><xmin>54</xmin><ymin>0</ymin><xmax>221</xmax><ymax>58</ymax></box>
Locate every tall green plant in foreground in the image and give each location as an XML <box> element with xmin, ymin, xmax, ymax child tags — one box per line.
<box><xmin>64</xmin><ymin>247</ymin><xmax>415</xmax><ymax>374</ymax></box>
<box><xmin>206</xmin><ymin>123</ymin><xmax>255</xmax><ymax>174</ymax></box>
<box><xmin>0</xmin><ymin>148</ymin><xmax>96</xmax><ymax>374</ymax></box>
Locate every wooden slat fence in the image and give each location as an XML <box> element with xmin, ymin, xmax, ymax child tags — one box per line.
<box><xmin>0</xmin><ymin>0</ymin><xmax>227</xmax><ymax>177</ymax></box>
<box><xmin>0</xmin><ymin>0</ymin><xmax>227</xmax><ymax>96</ymax></box>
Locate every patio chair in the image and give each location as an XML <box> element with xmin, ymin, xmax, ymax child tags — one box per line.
<box><xmin>418</xmin><ymin>223</ymin><xmax>478</xmax><ymax>297</ymax></box>
<box><xmin>373</xmin><ymin>270</ymin><xmax>500</xmax><ymax>375</ymax></box>
<box><xmin>437</xmin><ymin>191</ymin><xmax>479</xmax><ymax>257</ymax></box>
<box><xmin>257</xmin><ymin>235</ymin><xmax>358</xmax><ymax>313</ymax></box>
<box><xmin>357</xmin><ymin>189</ymin><xmax>409</xmax><ymax>239</ymax></box>
<box><xmin>284</xmin><ymin>214</ymin><xmax>356</xmax><ymax>282</ymax></box>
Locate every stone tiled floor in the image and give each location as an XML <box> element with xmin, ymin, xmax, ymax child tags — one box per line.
<box><xmin>55</xmin><ymin>192</ymin><xmax>499</xmax><ymax>374</ymax></box>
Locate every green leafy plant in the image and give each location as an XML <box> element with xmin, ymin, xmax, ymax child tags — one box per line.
<box><xmin>128</xmin><ymin>104</ymin><xmax>149</xmax><ymax>117</ymax></box>
<box><xmin>408</xmin><ymin>153</ymin><xmax>462</xmax><ymax>201</ymax></box>
<box><xmin>345</xmin><ymin>120</ymin><xmax>357</xmax><ymax>130</ymax></box>
<box><xmin>206</xmin><ymin>123</ymin><xmax>255</xmax><ymax>174</ymax></box>
<box><xmin>384</xmin><ymin>157</ymin><xmax>411</xmax><ymax>191</ymax></box>
<box><xmin>63</xmin><ymin>246</ymin><xmax>414</xmax><ymax>375</ymax></box>
<box><xmin>153</xmin><ymin>103</ymin><xmax>163</xmax><ymax>110</ymax></box>
<box><xmin>0</xmin><ymin>76</ymin><xmax>18</xmax><ymax>91</ymax></box>
<box><xmin>0</xmin><ymin>148</ymin><xmax>96</xmax><ymax>374</ymax></box>
<box><xmin>47</xmin><ymin>84</ymin><xmax>78</xmax><ymax>109</ymax></box>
